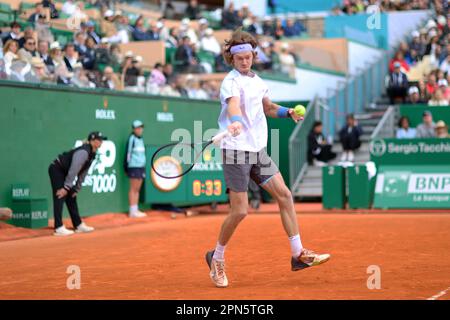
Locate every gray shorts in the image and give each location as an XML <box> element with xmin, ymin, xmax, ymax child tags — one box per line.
<box><xmin>222</xmin><ymin>149</ymin><xmax>279</xmax><ymax>193</ymax></box>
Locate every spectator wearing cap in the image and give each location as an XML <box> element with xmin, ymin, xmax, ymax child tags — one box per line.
<box><xmin>28</xmin><ymin>3</ymin><xmax>45</xmax><ymax>26</ymax></box>
<box><xmin>100</xmin><ymin>9</ymin><xmax>118</xmax><ymax>39</ymax></box>
<box><xmin>185</xmin><ymin>0</ymin><xmax>201</xmax><ymax>20</ymax></box>
<box><xmin>386</xmin><ymin>61</ymin><xmax>409</xmax><ymax>104</ymax></box>
<box><xmin>125</xmin><ymin>120</ymin><xmax>147</xmax><ymax>218</ymax></box>
<box><xmin>63</xmin><ymin>43</ymin><xmax>80</xmax><ymax>72</ymax></box>
<box><xmin>48</xmin><ymin>131</ymin><xmax>104</xmax><ymax>235</ymax></box>
<box><xmin>279</xmin><ymin>42</ymin><xmax>296</xmax><ymax>78</ymax></box>
<box><xmin>25</xmin><ymin>56</ymin><xmax>51</xmax><ymax>83</ymax></box>
<box><xmin>122</xmin><ymin>53</ymin><xmax>144</xmax><ymax>92</ymax></box>
<box><xmin>95</xmin><ymin>38</ymin><xmax>112</xmax><ymax>67</ymax></box>
<box><xmin>435</xmin><ymin>121</ymin><xmax>450</xmax><ymax>138</ymax></box>
<box><xmin>396</xmin><ymin>116</ymin><xmax>416</xmax><ymax>139</ymax></box>
<box><xmin>416</xmin><ymin>111</ymin><xmax>436</xmax><ymax>138</ymax></box>
<box><xmin>200</xmin><ymin>28</ymin><xmax>221</xmax><ymax>57</ymax></box>
<box><xmin>48</xmin><ymin>41</ymin><xmax>63</xmax><ymax>73</ymax></box>
<box><xmin>407</xmin><ymin>86</ymin><xmax>425</xmax><ymax>104</ymax></box>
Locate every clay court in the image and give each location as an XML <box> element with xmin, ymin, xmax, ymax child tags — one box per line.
<box><xmin>0</xmin><ymin>205</ymin><xmax>449</xmax><ymax>300</ymax></box>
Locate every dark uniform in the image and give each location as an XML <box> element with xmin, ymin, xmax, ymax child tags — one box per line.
<box><xmin>48</xmin><ymin>132</ymin><xmax>105</xmax><ymax>229</ymax></box>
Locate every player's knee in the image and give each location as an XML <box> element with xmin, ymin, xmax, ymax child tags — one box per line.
<box><xmin>276</xmin><ymin>186</ymin><xmax>293</xmax><ymax>204</ymax></box>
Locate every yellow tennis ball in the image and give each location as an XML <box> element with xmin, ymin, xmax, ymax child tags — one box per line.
<box><xmin>294</xmin><ymin>105</ymin><xmax>306</xmax><ymax>116</ymax></box>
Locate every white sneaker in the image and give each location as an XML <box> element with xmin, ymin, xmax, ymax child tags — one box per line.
<box><xmin>313</xmin><ymin>159</ymin><xmax>326</xmax><ymax>167</ymax></box>
<box><xmin>348</xmin><ymin>151</ymin><xmax>355</xmax><ymax>162</ymax></box>
<box><xmin>54</xmin><ymin>226</ymin><xmax>74</xmax><ymax>236</ymax></box>
<box><xmin>75</xmin><ymin>222</ymin><xmax>95</xmax><ymax>233</ymax></box>
<box><xmin>129</xmin><ymin>211</ymin><xmax>147</xmax><ymax>218</ymax></box>
<box><xmin>340</xmin><ymin>152</ymin><xmax>348</xmax><ymax>162</ymax></box>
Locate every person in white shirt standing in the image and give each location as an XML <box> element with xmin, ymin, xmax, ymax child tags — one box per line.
<box><xmin>205</xmin><ymin>29</ymin><xmax>330</xmax><ymax>288</ymax></box>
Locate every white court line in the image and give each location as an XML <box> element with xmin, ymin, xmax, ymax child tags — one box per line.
<box><xmin>427</xmin><ymin>286</ymin><xmax>450</xmax><ymax>300</ymax></box>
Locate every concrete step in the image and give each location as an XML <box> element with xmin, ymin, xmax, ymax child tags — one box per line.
<box><xmin>295</xmin><ymin>186</ymin><xmax>322</xmax><ymax>197</ymax></box>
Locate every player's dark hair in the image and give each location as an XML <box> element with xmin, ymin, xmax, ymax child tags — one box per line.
<box><xmin>223</xmin><ymin>28</ymin><xmax>258</xmax><ymax>65</ymax></box>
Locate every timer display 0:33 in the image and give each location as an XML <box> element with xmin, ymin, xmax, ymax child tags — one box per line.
<box><xmin>192</xmin><ymin>179</ymin><xmax>222</xmax><ymax>196</ymax></box>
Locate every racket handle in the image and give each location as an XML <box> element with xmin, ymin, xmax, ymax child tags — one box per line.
<box><xmin>212</xmin><ymin>131</ymin><xmax>230</xmax><ymax>144</ymax></box>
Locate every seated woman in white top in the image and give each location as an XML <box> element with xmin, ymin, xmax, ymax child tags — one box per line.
<box><xmin>396</xmin><ymin>116</ymin><xmax>417</xmax><ymax>139</ymax></box>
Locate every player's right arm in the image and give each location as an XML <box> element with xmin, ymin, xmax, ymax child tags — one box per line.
<box><xmin>226</xmin><ymin>96</ymin><xmax>243</xmax><ymax>137</ymax></box>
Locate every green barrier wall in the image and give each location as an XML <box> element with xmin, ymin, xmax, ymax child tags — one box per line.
<box><xmin>0</xmin><ymin>80</ymin><xmax>302</xmax><ymax>218</ymax></box>
<box><xmin>399</xmin><ymin>104</ymin><xmax>450</xmax><ymax>127</ymax></box>
<box><xmin>0</xmin><ymin>80</ymin><xmax>222</xmax><ymax>216</ymax></box>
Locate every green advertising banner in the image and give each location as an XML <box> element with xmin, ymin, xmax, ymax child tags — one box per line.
<box><xmin>374</xmin><ymin>166</ymin><xmax>450</xmax><ymax>209</ymax></box>
<box><xmin>369</xmin><ymin>138</ymin><xmax>450</xmax><ymax>166</ymax></box>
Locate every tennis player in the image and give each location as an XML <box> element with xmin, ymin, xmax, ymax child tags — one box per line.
<box><xmin>205</xmin><ymin>29</ymin><xmax>330</xmax><ymax>288</ymax></box>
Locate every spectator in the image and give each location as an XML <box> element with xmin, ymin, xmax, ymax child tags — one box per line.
<box><xmin>73</xmin><ymin>32</ymin><xmax>88</xmax><ymax>58</ymax></box>
<box><xmin>18</xmin><ymin>28</ymin><xmax>35</xmax><ymax>49</ymax></box>
<box><xmin>2</xmin><ymin>40</ymin><xmax>19</xmax><ymax>75</ymax></box>
<box><xmin>338</xmin><ymin>114</ymin><xmax>363</xmax><ymax>162</ymax></box>
<box><xmin>389</xmin><ymin>51</ymin><xmax>410</xmax><ymax>73</ymax></box>
<box><xmin>109</xmin><ymin>44</ymin><xmax>123</xmax><ymax>71</ymax></box>
<box><xmin>245</xmin><ymin>14</ymin><xmax>262</xmax><ymax>36</ymax></box>
<box><xmin>8</xmin><ymin>59</ymin><xmax>30</xmax><ymax>82</ymax></box>
<box><xmin>435</xmin><ymin>120</ymin><xmax>450</xmax><ymax>138</ymax></box>
<box><xmin>86</xmin><ymin>21</ymin><xmax>100</xmax><ymax>44</ymax></box>
<box><xmin>100</xmin><ymin>10</ymin><xmax>117</xmax><ymax>39</ymax></box>
<box><xmin>185</xmin><ymin>0</ymin><xmax>201</xmax><ymax>20</ymax></box>
<box><xmin>307</xmin><ymin>121</ymin><xmax>336</xmax><ymax>167</ymax></box>
<box><xmin>37</xmin><ymin>40</ymin><xmax>52</xmax><ymax>66</ymax></box>
<box><xmin>95</xmin><ymin>38</ymin><xmax>112</xmax><ymax>67</ymax></box>
<box><xmin>25</xmin><ymin>56</ymin><xmax>51</xmax><ymax>83</ymax></box>
<box><xmin>63</xmin><ymin>43</ymin><xmax>79</xmax><ymax>72</ymax></box>
<box><xmin>163</xmin><ymin>63</ymin><xmax>174</xmax><ymax>82</ymax></box>
<box><xmin>222</xmin><ymin>2</ymin><xmax>239</xmax><ymax>30</ymax></box>
<box><xmin>147</xmin><ymin>21</ymin><xmax>161</xmax><ymax>41</ymax></box>
<box><xmin>42</xmin><ymin>0</ymin><xmax>59</xmax><ymax>19</ymax></box>
<box><xmin>416</xmin><ymin>110</ymin><xmax>436</xmax><ymax>138</ymax></box>
<box><xmin>438</xmin><ymin>79</ymin><xmax>450</xmax><ymax>101</ymax></box>
<box><xmin>100</xmin><ymin>66</ymin><xmax>122</xmax><ymax>90</ymax></box>
<box><xmin>2</xmin><ymin>22</ymin><xmax>21</xmax><ymax>44</ymax></box>
<box><xmin>180</xmin><ymin>19</ymin><xmax>198</xmax><ymax>47</ymax></box>
<box><xmin>407</xmin><ymin>86</ymin><xmax>425</xmax><ymax>104</ymax></box>
<box><xmin>55</xmin><ymin>62</ymin><xmax>73</xmax><ymax>85</ymax></box>
<box><xmin>425</xmin><ymin>73</ymin><xmax>438</xmax><ymax>96</ymax></box>
<box><xmin>18</xmin><ymin>37</ymin><xmax>38</xmax><ymax>63</ymax></box>
<box><xmin>439</xmin><ymin>54</ymin><xmax>450</xmax><ymax>74</ymax></box>
<box><xmin>283</xmin><ymin>18</ymin><xmax>300</xmax><ymax>38</ymax></box>
<box><xmin>71</xmin><ymin>63</ymin><xmax>95</xmax><ymax>88</ymax></box>
<box><xmin>81</xmin><ymin>37</ymin><xmax>96</xmax><ymax>70</ymax></box>
<box><xmin>122</xmin><ymin>54</ymin><xmax>144</xmax><ymax>92</ymax></box>
<box><xmin>175</xmin><ymin>36</ymin><xmax>200</xmax><ymax>73</ymax></box>
<box><xmin>410</xmin><ymin>30</ymin><xmax>426</xmax><ymax>58</ymax></box>
<box><xmin>166</xmin><ymin>27</ymin><xmax>179</xmax><ymax>48</ymax></box>
<box><xmin>396</xmin><ymin>116</ymin><xmax>416</xmax><ymax>139</ymax></box>
<box><xmin>47</xmin><ymin>41</ymin><xmax>62</xmax><ymax>73</ymax></box>
<box><xmin>418</xmin><ymin>79</ymin><xmax>430</xmax><ymax>102</ymax></box>
<box><xmin>186</xmin><ymin>76</ymin><xmax>209</xmax><ymax>99</ymax></box>
<box><xmin>163</xmin><ymin>0</ymin><xmax>176</xmax><ymax>20</ymax></box>
<box><xmin>386</xmin><ymin>61</ymin><xmax>409</xmax><ymax>104</ymax></box>
<box><xmin>273</xmin><ymin>19</ymin><xmax>284</xmax><ymax>40</ymax></box>
<box><xmin>262</xmin><ymin>16</ymin><xmax>274</xmax><ymax>37</ymax></box>
<box><xmin>132</xmin><ymin>16</ymin><xmax>151</xmax><ymax>41</ymax></box>
<box><xmin>146</xmin><ymin>62</ymin><xmax>166</xmax><ymax>94</ymax></box>
<box><xmin>428</xmin><ymin>88</ymin><xmax>449</xmax><ymax>106</ymax></box>
<box><xmin>28</xmin><ymin>3</ymin><xmax>45</xmax><ymax>25</ymax></box>
<box><xmin>279</xmin><ymin>42</ymin><xmax>296</xmax><ymax>78</ymax></box>
<box><xmin>405</xmin><ymin>48</ymin><xmax>419</xmax><ymax>67</ymax></box>
<box><xmin>200</xmin><ymin>28</ymin><xmax>221</xmax><ymax>57</ymax></box>
<box><xmin>35</xmin><ymin>15</ymin><xmax>54</xmax><ymax>44</ymax></box>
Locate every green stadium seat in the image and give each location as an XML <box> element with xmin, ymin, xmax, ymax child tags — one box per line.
<box><xmin>197</xmin><ymin>50</ymin><xmax>216</xmax><ymax>72</ymax></box>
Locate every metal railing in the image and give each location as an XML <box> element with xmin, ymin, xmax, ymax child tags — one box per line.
<box><xmin>370</xmin><ymin>106</ymin><xmax>397</xmax><ymax>139</ymax></box>
<box><xmin>288</xmin><ymin>96</ymin><xmax>321</xmax><ymax>191</ymax></box>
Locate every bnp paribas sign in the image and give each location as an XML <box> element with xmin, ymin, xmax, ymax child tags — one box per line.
<box><xmin>373</xmin><ymin>165</ymin><xmax>450</xmax><ymax>208</ymax></box>
<box><xmin>370</xmin><ymin>138</ymin><xmax>450</xmax><ymax>166</ymax></box>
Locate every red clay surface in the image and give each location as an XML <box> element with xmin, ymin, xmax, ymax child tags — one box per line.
<box><xmin>0</xmin><ymin>206</ymin><xmax>449</xmax><ymax>300</ymax></box>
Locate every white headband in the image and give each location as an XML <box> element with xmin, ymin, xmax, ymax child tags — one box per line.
<box><xmin>230</xmin><ymin>43</ymin><xmax>254</xmax><ymax>55</ymax></box>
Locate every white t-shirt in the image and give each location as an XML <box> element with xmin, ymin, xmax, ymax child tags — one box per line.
<box><xmin>219</xmin><ymin>69</ymin><xmax>269</xmax><ymax>152</ymax></box>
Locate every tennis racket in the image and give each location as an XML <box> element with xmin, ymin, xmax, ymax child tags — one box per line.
<box><xmin>151</xmin><ymin>130</ymin><xmax>230</xmax><ymax>179</ymax></box>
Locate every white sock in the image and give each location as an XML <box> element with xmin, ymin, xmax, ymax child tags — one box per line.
<box><xmin>129</xmin><ymin>205</ymin><xmax>138</xmax><ymax>214</ymax></box>
<box><xmin>289</xmin><ymin>234</ymin><xmax>303</xmax><ymax>258</ymax></box>
<box><xmin>213</xmin><ymin>242</ymin><xmax>226</xmax><ymax>261</ymax></box>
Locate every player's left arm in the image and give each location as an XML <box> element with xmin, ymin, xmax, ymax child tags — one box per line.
<box><xmin>262</xmin><ymin>97</ymin><xmax>302</xmax><ymax>122</ymax></box>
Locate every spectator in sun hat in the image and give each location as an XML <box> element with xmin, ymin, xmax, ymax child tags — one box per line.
<box><xmin>416</xmin><ymin>110</ymin><xmax>436</xmax><ymax>138</ymax></box>
<box><xmin>435</xmin><ymin>120</ymin><xmax>450</xmax><ymax>138</ymax></box>
<box><xmin>125</xmin><ymin>120</ymin><xmax>147</xmax><ymax>218</ymax></box>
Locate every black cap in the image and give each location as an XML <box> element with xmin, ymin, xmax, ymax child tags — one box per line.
<box><xmin>88</xmin><ymin>131</ymin><xmax>107</xmax><ymax>141</ymax></box>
